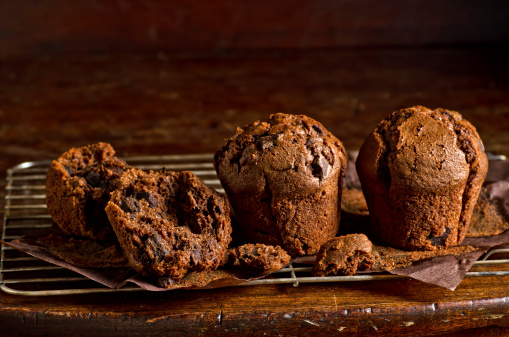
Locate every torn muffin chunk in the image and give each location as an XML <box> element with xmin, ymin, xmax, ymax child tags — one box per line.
<box><xmin>227</xmin><ymin>243</ymin><xmax>291</xmax><ymax>274</ymax></box>
<box><xmin>312</xmin><ymin>234</ymin><xmax>375</xmax><ymax>276</ymax></box>
<box><xmin>105</xmin><ymin>168</ymin><xmax>232</xmax><ymax>280</ymax></box>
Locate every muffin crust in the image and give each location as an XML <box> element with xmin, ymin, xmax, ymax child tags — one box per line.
<box><xmin>356</xmin><ymin>106</ymin><xmax>488</xmax><ymax>250</ymax></box>
<box><xmin>215</xmin><ymin>113</ymin><xmax>348</xmax><ymax>256</ymax></box>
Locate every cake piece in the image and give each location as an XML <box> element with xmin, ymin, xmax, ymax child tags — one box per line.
<box><xmin>105</xmin><ymin>168</ymin><xmax>232</xmax><ymax>280</ymax></box>
<box><xmin>46</xmin><ymin>142</ymin><xmax>128</xmax><ymax>241</ymax></box>
<box><xmin>356</xmin><ymin>106</ymin><xmax>489</xmax><ymax>250</ymax></box>
<box><xmin>215</xmin><ymin>113</ymin><xmax>348</xmax><ymax>256</ymax></box>
<box><xmin>227</xmin><ymin>243</ymin><xmax>291</xmax><ymax>274</ymax></box>
<box><xmin>312</xmin><ymin>234</ymin><xmax>375</xmax><ymax>276</ymax></box>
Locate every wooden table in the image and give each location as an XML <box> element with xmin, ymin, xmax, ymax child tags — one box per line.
<box><xmin>1</xmin><ymin>47</ymin><xmax>509</xmax><ymax>336</ymax></box>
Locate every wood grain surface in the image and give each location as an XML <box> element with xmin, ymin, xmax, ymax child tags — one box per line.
<box><xmin>1</xmin><ymin>46</ymin><xmax>508</xmax><ymax>336</ymax></box>
<box><xmin>1</xmin><ymin>48</ymin><xmax>508</xmax><ymax>165</ymax></box>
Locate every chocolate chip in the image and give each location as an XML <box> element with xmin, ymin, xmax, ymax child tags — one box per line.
<box><xmin>63</xmin><ymin>165</ymin><xmax>74</xmax><ymax>176</ymax></box>
<box><xmin>311</xmin><ymin>154</ymin><xmax>330</xmax><ymax>180</ymax></box>
<box><xmin>306</xmin><ymin>137</ymin><xmax>320</xmax><ymax>147</ymax></box>
<box><xmin>312</xmin><ymin>125</ymin><xmax>324</xmax><ymax>135</ymax></box>
<box><xmin>442</xmin><ymin>110</ymin><xmax>455</xmax><ymax>121</ymax></box>
<box><xmin>146</xmin><ymin>233</ymin><xmax>170</xmax><ymax>261</ymax></box>
<box><xmin>120</xmin><ymin>196</ymin><xmax>140</xmax><ymax>213</ymax></box>
<box><xmin>190</xmin><ymin>242</ymin><xmax>202</xmax><ymax>265</ymax></box>
<box><xmin>85</xmin><ymin>171</ymin><xmax>102</xmax><ymax>187</ymax></box>
<box><xmin>134</xmin><ymin>191</ymin><xmax>159</xmax><ymax>208</ymax></box>
<box><xmin>256</xmin><ymin>134</ymin><xmax>278</xmax><ymax>150</ymax></box>
<box><xmin>429</xmin><ymin>227</ymin><xmax>451</xmax><ymax>246</ymax></box>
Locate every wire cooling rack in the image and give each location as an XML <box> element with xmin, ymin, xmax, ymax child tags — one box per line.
<box><xmin>2</xmin><ymin>153</ymin><xmax>509</xmax><ymax>296</ymax></box>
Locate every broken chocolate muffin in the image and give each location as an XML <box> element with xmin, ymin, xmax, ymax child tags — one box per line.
<box><xmin>105</xmin><ymin>168</ymin><xmax>232</xmax><ymax>280</ymax></box>
<box><xmin>46</xmin><ymin>142</ymin><xmax>128</xmax><ymax>241</ymax></box>
<box><xmin>215</xmin><ymin>113</ymin><xmax>348</xmax><ymax>256</ymax></box>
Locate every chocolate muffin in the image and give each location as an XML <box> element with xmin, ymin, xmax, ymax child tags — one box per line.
<box><xmin>105</xmin><ymin>168</ymin><xmax>232</xmax><ymax>280</ymax></box>
<box><xmin>215</xmin><ymin>113</ymin><xmax>348</xmax><ymax>256</ymax></box>
<box><xmin>46</xmin><ymin>142</ymin><xmax>128</xmax><ymax>241</ymax></box>
<box><xmin>356</xmin><ymin>106</ymin><xmax>488</xmax><ymax>250</ymax></box>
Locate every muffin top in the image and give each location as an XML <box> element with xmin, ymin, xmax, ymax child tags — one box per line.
<box><xmin>215</xmin><ymin>113</ymin><xmax>347</xmax><ymax>196</ymax></box>
<box><xmin>46</xmin><ymin>142</ymin><xmax>128</xmax><ymax>241</ymax></box>
<box><xmin>54</xmin><ymin>142</ymin><xmax>118</xmax><ymax>172</ymax></box>
<box><xmin>358</xmin><ymin>106</ymin><xmax>487</xmax><ymax>191</ymax></box>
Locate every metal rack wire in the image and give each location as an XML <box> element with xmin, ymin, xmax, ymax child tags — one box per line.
<box><xmin>2</xmin><ymin>154</ymin><xmax>509</xmax><ymax>296</ymax></box>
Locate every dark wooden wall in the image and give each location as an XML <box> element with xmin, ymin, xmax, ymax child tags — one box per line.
<box><xmin>1</xmin><ymin>0</ymin><xmax>508</xmax><ymax>58</ymax></box>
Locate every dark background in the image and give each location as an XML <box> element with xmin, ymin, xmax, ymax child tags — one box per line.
<box><xmin>1</xmin><ymin>0</ymin><xmax>509</xmax><ymax>57</ymax></box>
